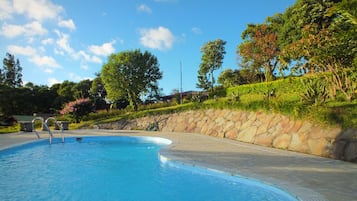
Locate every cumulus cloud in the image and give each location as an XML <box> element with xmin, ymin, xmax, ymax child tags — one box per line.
<box><xmin>137</xmin><ymin>4</ymin><xmax>152</xmax><ymax>13</ymax></box>
<box><xmin>30</xmin><ymin>55</ymin><xmax>61</xmax><ymax>68</ymax></box>
<box><xmin>139</xmin><ymin>26</ymin><xmax>175</xmax><ymax>50</ymax></box>
<box><xmin>55</xmin><ymin>30</ymin><xmax>74</xmax><ymax>54</ymax></box>
<box><xmin>0</xmin><ymin>0</ymin><xmax>14</xmax><ymax>20</ymax></box>
<box><xmin>88</xmin><ymin>40</ymin><xmax>116</xmax><ymax>56</ymax></box>
<box><xmin>41</xmin><ymin>38</ymin><xmax>54</xmax><ymax>45</ymax></box>
<box><xmin>7</xmin><ymin>44</ymin><xmax>61</xmax><ymax>73</ymax></box>
<box><xmin>1</xmin><ymin>21</ymin><xmax>48</xmax><ymax>38</ymax></box>
<box><xmin>77</xmin><ymin>50</ymin><xmax>102</xmax><ymax>63</ymax></box>
<box><xmin>54</xmin><ymin>30</ymin><xmax>103</xmax><ymax>64</ymax></box>
<box><xmin>13</xmin><ymin>0</ymin><xmax>63</xmax><ymax>21</ymax></box>
<box><xmin>7</xmin><ymin>45</ymin><xmax>37</xmax><ymax>56</ymax></box>
<box><xmin>58</xmin><ymin>19</ymin><xmax>76</xmax><ymax>31</ymax></box>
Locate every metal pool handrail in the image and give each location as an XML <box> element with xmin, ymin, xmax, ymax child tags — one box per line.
<box><xmin>32</xmin><ymin>117</ymin><xmax>65</xmax><ymax>144</ymax></box>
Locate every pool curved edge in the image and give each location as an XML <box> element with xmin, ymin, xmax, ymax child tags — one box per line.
<box><xmin>158</xmin><ymin>153</ymin><xmax>300</xmax><ymax>201</ymax></box>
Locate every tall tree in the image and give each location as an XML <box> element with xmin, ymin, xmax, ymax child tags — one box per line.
<box><xmin>1</xmin><ymin>52</ymin><xmax>22</xmax><ymax>87</ymax></box>
<box><xmin>278</xmin><ymin>0</ymin><xmax>342</xmax><ymax>73</ymax></box>
<box><xmin>91</xmin><ymin>73</ymin><xmax>109</xmax><ymax>111</ymax></box>
<box><xmin>57</xmin><ymin>80</ymin><xmax>76</xmax><ymax>103</ymax></box>
<box><xmin>279</xmin><ymin>0</ymin><xmax>356</xmax><ymax>101</ymax></box>
<box><xmin>197</xmin><ymin>39</ymin><xmax>226</xmax><ymax>91</ymax></box>
<box><xmin>238</xmin><ymin>23</ymin><xmax>280</xmax><ymax>82</ymax></box>
<box><xmin>73</xmin><ymin>79</ymin><xmax>92</xmax><ymax>99</ymax></box>
<box><xmin>218</xmin><ymin>69</ymin><xmax>243</xmax><ymax>88</ymax></box>
<box><xmin>101</xmin><ymin>49</ymin><xmax>163</xmax><ymax>111</ymax></box>
<box><xmin>91</xmin><ymin>73</ymin><xmax>107</xmax><ymax>99</ymax></box>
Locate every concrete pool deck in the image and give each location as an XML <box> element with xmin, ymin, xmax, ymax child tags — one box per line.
<box><xmin>1</xmin><ymin>129</ymin><xmax>356</xmax><ymax>201</ymax></box>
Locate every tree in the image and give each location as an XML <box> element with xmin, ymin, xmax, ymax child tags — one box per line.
<box><xmin>196</xmin><ymin>73</ymin><xmax>211</xmax><ymax>91</ymax></box>
<box><xmin>101</xmin><ymin>49</ymin><xmax>163</xmax><ymax>111</ymax></box>
<box><xmin>57</xmin><ymin>80</ymin><xmax>76</xmax><ymax>103</ymax></box>
<box><xmin>218</xmin><ymin>69</ymin><xmax>243</xmax><ymax>88</ymax></box>
<box><xmin>73</xmin><ymin>79</ymin><xmax>92</xmax><ymax>99</ymax></box>
<box><xmin>238</xmin><ymin>23</ymin><xmax>281</xmax><ymax>82</ymax></box>
<box><xmin>279</xmin><ymin>0</ymin><xmax>356</xmax><ymax>101</ymax></box>
<box><xmin>91</xmin><ymin>73</ymin><xmax>109</xmax><ymax>111</ymax></box>
<box><xmin>278</xmin><ymin>0</ymin><xmax>342</xmax><ymax>74</ymax></box>
<box><xmin>60</xmin><ymin>98</ymin><xmax>93</xmax><ymax>123</ymax></box>
<box><xmin>197</xmin><ymin>39</ymin><xmax>226</xmax><ymax>91</ymax></box>
<box><xmin>1</xmin><ymin>52</ymin><xmax>22</xmax><ymax>88</ymax></box>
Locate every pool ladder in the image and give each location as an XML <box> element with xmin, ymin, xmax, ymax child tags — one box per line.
<box><xmin>32</xmin><ymin>117</ymin><xmax>65</xmax><ymax>144</ymax></box>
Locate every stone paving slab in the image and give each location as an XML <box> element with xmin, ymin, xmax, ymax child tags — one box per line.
<box><xmin>1</xmin><ymin>129</ymin><xmax>357</xmax><ymax>201</ymax></box>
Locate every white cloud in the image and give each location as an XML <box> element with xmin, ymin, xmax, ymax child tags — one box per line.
<box><xmin>88</xmin><ymin>40</ymin><xmax>116</xmax><ymax>56</ymax></box>
<box><xmin>1</xmin><ymin>21</ymin><xmax>48</xmax><ymax>38</ymax></box>
<box><xmin>30</xmin><ymin>55</ymin><xmax>61</xmax><ymax>69</ymax></box>
<box><xmin>54</xmin><ymin>30</ymin><xmax>102</xmax><ymax>64</ymax></box>
<box><xmin>7</xmin><ymin>45</ymin><xmax>37</xmax><ymax>56</ymax></box>
<box><xmin>139</xmin><ymin>26</ymin><xmax>175</xmax><ymax>50</ymax></box>
<box><xmin>54</xmin><ymin>48</ymin><xmax>64</xmax><ymax>55</ymax></box>
<box><xmin>0</xmin><ymin>0</ymin><xmax>14</xmax><ymax>20</ymax></box>
<box><xmin>7</xmin><ymin>44</ymin><xmax>61</xmax><ymax>73</ymax></box>
<box><xmin>58</xmin><ymin>19</ymin><xmax>76</xmax><ymax>31</ymax></box>
<box><xmin>77</xmin><ymin>50</ymin><xmax>102</xmax><ymax>63</ymax></box>
<box><xmin>48</xmin><ymin>77</ymin><xmax>62</xmax><ymax>86</ymax></box>
<box><xmin>68</xmin><ymin>72</ymin><xmax>92</xmax><ymax>82</ymax></box>
<box><xmin>42</xmin><ymin>38</ymin><xmax>54</xmax><ymax>45</ymax></box>
<box><xmin>137</xmin><ymin>4</ymin><xmax>152</xmax><ymax>13</ymax></box>
<box><xmin>13</xmin><ymin>0</ymin><xmax>63</xmax><ymax>21</ymax></box>
<box><xmin>191</xmin><ymin>27</ymin><xmax>202</xmax><ymax>35</ymax></box>
<box><xmin>55</xmin><ymin>30</ymin><xmax>74</xmax><ymax>54</ymax></box>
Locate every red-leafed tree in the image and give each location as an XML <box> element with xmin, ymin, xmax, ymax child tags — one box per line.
<box><xmin>238</xmin><ymin>24</ymin><xmax>281</xmax><ymax>82</ymax></box>
<box><xmin>60</xmin><ymin>98</ymin><xmax>93</xmax><ymax>123</ymax></box>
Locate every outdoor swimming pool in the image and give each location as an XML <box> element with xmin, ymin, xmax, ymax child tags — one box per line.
<box><xmin>0</xmin><ymin>136</ymin><xmax>298</xmax><ymax>201</ymax></box>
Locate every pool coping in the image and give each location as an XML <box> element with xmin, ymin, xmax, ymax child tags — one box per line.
<box><xmin>1</xmin><ymin>129</ymin><xmax>357</xmax><ymax>201</ymax></box>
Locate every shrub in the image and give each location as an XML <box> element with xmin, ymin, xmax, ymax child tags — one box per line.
<box><xmin>300</xmin><ymin>78</ymin><xmax>329</xmax><ymax>106</ymax></box>
<box><xmin>60</xmin><ymin>98</ymin><xmax>93</xmax><ymax>123</ymax></box>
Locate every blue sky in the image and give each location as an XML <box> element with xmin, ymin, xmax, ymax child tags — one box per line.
<box><xmin>0</xmin><ymin>0</ymin><xmax>295</xmax><ymax>95</ymax></box>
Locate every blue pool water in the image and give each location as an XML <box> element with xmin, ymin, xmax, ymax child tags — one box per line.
<box><xmin>0</xmin><ymin>136</ymin><xmax>298</xmax><ymax>201</ymax></box>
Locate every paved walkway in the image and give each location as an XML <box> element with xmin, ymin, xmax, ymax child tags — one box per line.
<box><xmin>1</xmin><ymin>129</ymin><xmax>357</xmax><ymax>201</ymax></box>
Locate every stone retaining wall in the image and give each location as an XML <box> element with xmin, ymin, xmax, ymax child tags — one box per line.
<box><xmin>97</xmin><ymin>109</ymin><xmax>357</xmax><ymax>162</ymax></box>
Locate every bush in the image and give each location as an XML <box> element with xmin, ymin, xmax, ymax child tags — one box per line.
<box><xmin>300</xmin><ymin>77</ymin><xmax>329</xmax><ymax>106</ymax></box>
<box><xmin>60</xmin><ymin>98</ymin><xmax>93</xmax><ymax>123</ymax></box>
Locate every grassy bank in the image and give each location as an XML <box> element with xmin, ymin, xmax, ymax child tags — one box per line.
<box><xmin>2</xmin><ymin>76</ymin><xmax>357</xmax><ymax>133</ymax></box>
<box><xmin>81</xmin><ymin>76</ymin><xmax>356</xmax><ymax>129</ymax></box>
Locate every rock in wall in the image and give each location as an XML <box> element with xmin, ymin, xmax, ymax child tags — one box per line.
<box><xmin>96</xmin><ymin>109</ymin><xmax>357</xmax><ymax>162</ymax></box>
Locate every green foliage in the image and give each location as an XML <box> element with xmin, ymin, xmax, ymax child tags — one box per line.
<box><xmin>73</xmin><ymin>79</ymin><xmax>92</xmax><ymax>99</ymax></box>
<box><xmin>60</xmin><ymin>98</ymin><xmax>93</xmax><ymax>123</ymax></box>
<box><xmin>218</xmin><ymin>69</ymin><xmax>247</xmax><ymax>87</ymax></box>
<box><xmin>209</xmin><ymin>86</ymin><xmax>226</xmax><ymax>98</ymax></box>
<box><xmin>102</xmin><ymin>49</ymin><xmax>162</xmax><ymax>111</ymax></box>
<box><xmin>1</xmin><ymin>52</ymin><xmax>22</xmax><ymax>88</ymax></box>
<box><xmin>73</xmin><ymin>76</ymin><xmax>356</xmax><ymax>130</ymax></box>
<box><xmin>227</xmin><ymin>77</ymin><xmax>304</xmax><ymax>97</ymax></box>
<box><xmin>197</xmin><ymin>39</ymin><xmax>226</xmax><ymax>91</ymax></box>
<box><xmin>238</xmin><ymin>23</ymin><xmax>281</xmax><ymax>82</ymax></box>
<box><xmin>228</xmin><ymin>92</ymin><xmax>240</xmax><ymax>103</ymax></box>
<box><xmin>300</xmin><ymin>78</ymin><xmax>329</xmax><ymax>106</ymax></box>
<box><xmin>0</xmin><ymin>124</ymin><xmax>20</xmax><ymax>134</ymax></box>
